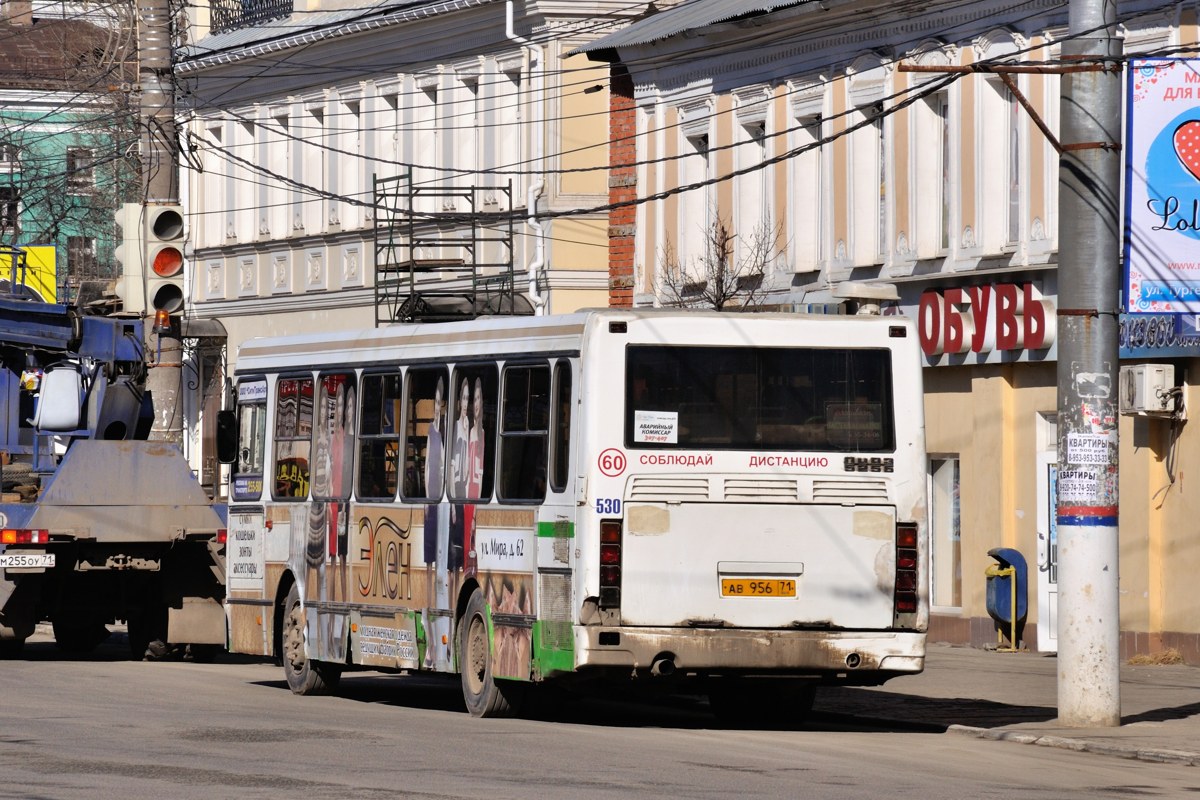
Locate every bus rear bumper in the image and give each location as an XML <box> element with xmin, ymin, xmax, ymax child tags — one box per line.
<box><xmin>575</xmin><ymin>626</ymin><xmax>925</xmax><ymax>679</ymax></box>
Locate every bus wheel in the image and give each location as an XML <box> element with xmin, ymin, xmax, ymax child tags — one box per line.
<box><xmin>708</xmin><ymin>680</ymin><xmax>816</xmax><ymax>729</ymax></box>
<box><xmin>459</xmin><ymin>589</ymin><xmax>518</xmax><ymax>718</ymax></box>
<box><xmin>282</xmin><ymin>583</ymin><xmax>340</xmax><ymax>695</ymax></box>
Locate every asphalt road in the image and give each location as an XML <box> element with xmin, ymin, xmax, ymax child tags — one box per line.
<box><xmin>2</xmin><ymin>632</ymin><xmax>1199</xmax><ymax>799</ymax></box>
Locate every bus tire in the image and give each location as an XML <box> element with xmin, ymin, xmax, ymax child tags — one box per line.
<box><xmin>708</xmin><ymin>680</ymin><xmax>816</xmax><ymax>729</ymax></box>
<box><xmin>459</xmin><ymin>588</ymin><xmax>519</xmax><ymax>718</ymax></box>
<box><xmin>282</xmin><ymin>583</ymin><xmax>340</xmax><ymax>695</ymax></box>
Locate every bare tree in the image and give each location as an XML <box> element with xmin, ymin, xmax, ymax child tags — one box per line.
<box><xmin>0</xmin><ymin>4</ymin><xmax>139</xmax><ymax>299</ymax></box>
<box><xmin>656</xmin><ymin>216</ymin><xmax>783</xmax><ymax>310</ymax></box>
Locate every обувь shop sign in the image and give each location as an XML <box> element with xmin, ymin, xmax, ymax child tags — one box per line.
<box><xmin>916</xmin><ymin>283</ymin><xmax>1056</xmax><ymax>362</ymax></box>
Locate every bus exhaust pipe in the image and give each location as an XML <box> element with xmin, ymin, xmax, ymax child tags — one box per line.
<box><xmin>650</xmin><ymin>657</ymin><xmax>675</xmax><ymax>677</ymax></box>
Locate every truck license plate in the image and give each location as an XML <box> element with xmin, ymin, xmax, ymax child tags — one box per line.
<box><xmin>720</xmin><ymin>578</ymin><xmax>796</xmax><ymax>597</ymax></box>
<box><xmin>0</xmin><ymin>553</ymin><xmax>55</xmax><ymax>569</ymax></box>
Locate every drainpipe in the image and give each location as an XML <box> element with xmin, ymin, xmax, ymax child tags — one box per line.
<box><xmin>506</xmin><ymin>0</ymin><xmax>547</xmax><ymax>314</ymax></box>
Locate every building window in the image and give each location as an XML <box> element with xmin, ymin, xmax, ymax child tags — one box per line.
<box><xmin>498</xmin><ymin>68</ymin><xmax>523</xmax><ymax>199</ymax></box>
<box><xmin>939</xmin><ymin>93</ymin><xmax>951</xmax><ymax>251</ymax></box>
<box><xmin>914</xmin><ymin>92</ymin><xmax>951</xmax><ymax>258</ymax></box>
<box><xmin>735</xmin><ymin>121</ymin><xmax>769</xmax><ymax>266</ymax></box>
<box><xmin>67</xmin><ymin>236</ymin><xmax>97</xmax><ymax>276</ymax></box>
<box><xmin>876</xmin><ymin>103</ymin><xmax>887</xmax><ymax>258</ymax></box>
<box><xmin>677</xmin><ymin>133</ymin><xmax>711</xmax><ymax>272</ymax></box>
<box><xmin>790</xmin><ymin>114</ymin><xmax>823</xmax><ymax>271</ymax></box>
<box><xmin>930</xmin><ymin>457</ymin><xmax>962</xmax><ymax>608</ymax></box>
<box><xmin>66</xmin><ymin>147</ymin><xmax>94</xmax><ymax>195</ymax></box>
<box><xmin>979</xmin><ymin>78</ymin><xmax>1018</xmax><ymax>251</ymax></box>
<box><xmin>0</xmin><ymin>186</ymin><xmax>17</xmax><ymax>233</ymax></box>
<box><xmin>0</xmin><ymin>145</ymin><xmax>19</xmax><ymax>174</ymax></box>
<box><xmin>850</xmin><ymin>102</ymin><xmax>884</xmax><ymax>265</ymax></box>
<box><xmin>414</xmin><ymin>80</ymin><xmax>439</xmax><ymax>215</ymax></box>
<box><xmin>1007</xmin><ymin>86</ymin><xmax>1021</xmax><ymax>245</ymax></box>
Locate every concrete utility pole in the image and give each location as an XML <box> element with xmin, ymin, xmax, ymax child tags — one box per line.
<box><xmin>138</xmin><ymin>0</ymin><xmax>183</xmax><ymax>446</ymax></box>
<box><xmin>1056</xmin><ymin>0</ymin><xmax>1123</xmax><ymax>727</ymax></box>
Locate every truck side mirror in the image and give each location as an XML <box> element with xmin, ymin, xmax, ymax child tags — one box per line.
<box><xmin>216</xmin><ymin>409</ymin><xmax>238</xmax><ymax>464</ymax></box>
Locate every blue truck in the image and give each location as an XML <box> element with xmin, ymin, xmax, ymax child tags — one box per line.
<box><xmin>0</xmin><ymin>261</ymin><xmax>225</xmax><ymax>659</ymax></box>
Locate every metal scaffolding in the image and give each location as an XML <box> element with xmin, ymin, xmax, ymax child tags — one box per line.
<box><xmin>373</xmin><ymin>175</ymin><xmax>530</xmax><ymax>325</ymax></box>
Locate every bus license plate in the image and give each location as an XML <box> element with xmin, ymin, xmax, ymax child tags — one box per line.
<box><xmin>0</xmin><ymin>553</ymin><xmax>55</xmax><ymax>569</ymax></box>
<box><xmin>721</xmin><ymin>578</ymin><xmax>796</xmax><ymax>597</ymax></box>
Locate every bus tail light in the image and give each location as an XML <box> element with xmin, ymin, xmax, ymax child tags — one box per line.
<box><xmin>1</xmin><ymin>529</ymin><xmax>49</xmax><ymax>545</ymax></box>
<box><xmin>894</xmin><ymin>522</ymin><xmax>919</xmax><ymax>617</ymax></box>
<box><xmin>599</xmin><ymin>519</ymin><xmax>622</xmax><ymax>608</ymax></box>
<box><xmin>216</xmin><ymin>529</ymin><xmax>228</xmax><ymax>544</ymax></box>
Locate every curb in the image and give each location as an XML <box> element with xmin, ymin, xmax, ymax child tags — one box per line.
<box><xmin>947</xmin><ymin>724</ymin><xmax>1200</xmax><ymax>766</ymax></box>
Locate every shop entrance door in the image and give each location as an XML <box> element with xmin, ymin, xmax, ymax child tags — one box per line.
<box><xmin>1035</xmin><ymin>451</ymin><xmax>1058</xmax><ymax>653</ymax></box>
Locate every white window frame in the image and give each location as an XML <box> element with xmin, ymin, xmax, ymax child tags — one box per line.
<box><xmin>929</xmin><ymin>455</ymin><xmax>962</xmax><ymax>611</ymax></box>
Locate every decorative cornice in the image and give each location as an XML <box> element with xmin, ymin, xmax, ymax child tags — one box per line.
<box><xmin>415</xmin><ymin>69</ymin><xmax>442</xmax><ymax>92</ymax></box>
<box><xmin>192</xmin><ymin>286</ymin><xmax>376</xmax><ymax>318</ymax></box>
<box><xmin>452</xmin><ymin>56</ymin><xmax>485</xmax><ymax>82</ymax></box>
<box><xmin>789</xmin><ymin>77</ymin><xmax>826</xmax><ymax>118</ymax></box>
<box><xmin>733</xmin><ymin>85</ymin><xmax>771</xmax><ymax>128</ymax></box>
<box><xmin>679</xmin><ymin>97</ymin><xmax>713</xmax><ymax>140</ymax></box>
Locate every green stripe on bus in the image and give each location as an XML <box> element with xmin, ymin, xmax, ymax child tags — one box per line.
<box><xmin>532</xmin><ymin>619</ymin><xmax>574</xmax><ymax>678</ymax></box>
<box><xmin>537</xmin><ymin>520</ymin><xmax>575</xmax><ymax>538</ymax></box>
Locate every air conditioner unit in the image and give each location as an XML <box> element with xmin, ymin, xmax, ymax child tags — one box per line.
<box><xmin>1119</xmin><ymin>364</ymin><xmax>1175</xmax><ymax>416</ymax></box>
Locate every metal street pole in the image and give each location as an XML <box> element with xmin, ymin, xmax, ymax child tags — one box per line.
<box><xmin>1056</xmin><ymin>0</ymin><xmax>1123</xmax><ymax>727</ymax></box>
<box><xmin>138</xmin><ymin>0</ymin><xmax>183</xmax><ymax>446</ymax></box>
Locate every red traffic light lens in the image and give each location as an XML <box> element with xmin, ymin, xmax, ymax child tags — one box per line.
<box><xmin>152</xmin><ymin>246</ymin><xmax>183</xmax><ymax>277</ymax></box>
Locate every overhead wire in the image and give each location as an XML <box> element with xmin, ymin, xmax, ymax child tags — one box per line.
<box><xmin>183</xmin><ymin>0</ymin><xmax>1079</xmax><ymax>181</ymax></box>
<box><xmin>176</xmin><ymin>0</ymin><xmax>1091</xmax><ymax>226</ymax></box>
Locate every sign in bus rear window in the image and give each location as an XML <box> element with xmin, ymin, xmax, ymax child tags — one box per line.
<box><xmin>625</xmin><ymin>345</ymin><xmax>895</xmax><ymax>452</ymax></box>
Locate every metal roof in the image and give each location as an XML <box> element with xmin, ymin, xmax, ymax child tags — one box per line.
<box><xmin>574</xmin><ymin>0</ymin><xmax>809</xmax><ymax>53</ymax></box>
<box><xmin>178</xmin><ymin>0</ymin><xmax>496</xmax><ymax>70</ymax></box>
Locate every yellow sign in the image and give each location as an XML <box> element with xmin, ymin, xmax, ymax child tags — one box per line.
<box><xmin>0</xmin><ymin>246</ymin><xmax>56</xmax><ymax>302</ymax></box>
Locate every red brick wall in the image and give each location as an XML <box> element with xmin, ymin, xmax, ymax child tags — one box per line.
<box><xmin>608</xmin><ymin>63</ymin><xmax>636</xmax><ymax>308</ymax></box>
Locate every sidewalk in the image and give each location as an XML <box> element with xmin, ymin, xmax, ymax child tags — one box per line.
<box><xmin>816</xmin><ymin>643</ymin><xmax>1200</xmax><ymax>765</ymax></box>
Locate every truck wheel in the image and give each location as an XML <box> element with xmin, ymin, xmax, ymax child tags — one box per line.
<box><xmin>282</xmin><ymin>583</ymin><xmax>340</xmax><ymax>695</ymax></box>
<box><xmin>127</xmin><ymin>604</ymin><xmax>167</xmax><ymax>660</ymax></box>
<box><xmin>0</xmin><ymin>637</ymin><xmax>25</xmax><ymax>658</ymax></box>
<box><xmin>53</xmin><ymin>618</ymin><xmax>109</xmax><ymax>654</ymax></box>
<box><xmin>0</xmin><ymin>461</ymin><xmax>32</xmax><ymax>490</ymax></box>
<box><xmin>459</xmin><ymin>588</ymin><xmax>521</xmax><ymax>718</ymax></box>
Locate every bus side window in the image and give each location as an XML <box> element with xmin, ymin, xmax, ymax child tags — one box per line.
<box><xmin>313</xmin><ymin>373</ymin><xmax>356</xmax><ymax>502</ymax></box>
<box><xmin>358</xmin><ymin>372</ymin><xmax>402</xmax><ymax>500</ymax></box>
<box><xmin>498</xmin><ymin>363</ymin><xmax>550</xmax><ymax>502</ymax></box>
<box><xmin>402</xmin><ymin>368</ymin><xmax>448</xmax><ymax>501</ymax></box>
<box><xmin>449</xmin><ymin>365</ymin><xmax>498</xmax><ymax>502</ymax></box>
<box><xmin>272</xmin><ymin>376</ymin><xmax>314</xmax><ymax>500</ymax></box>
<box><xmin>231</xmin><ymin>380</ymin><xmax>267</xmax><ymax>501</ymax></box>
<box><xmin>549</xmin><ymin>360</ymin><xmax>571</xmax><ymax>494</ymax></box>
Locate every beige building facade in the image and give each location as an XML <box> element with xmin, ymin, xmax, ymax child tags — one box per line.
<box><xmin>588</xmin><ymin>0</ymin><xmax>1200</xmax><ymax>659</ymax></box>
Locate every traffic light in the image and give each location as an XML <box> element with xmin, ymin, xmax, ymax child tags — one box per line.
<box><xmin>144</xmin><ymin>204</ymin><xmax>185</xmax><ymax>315</ymax></box>
<box><xmin>114</xmin><ymin>202</ymin><xmax>145</xmax><ymax>314</ymax></box>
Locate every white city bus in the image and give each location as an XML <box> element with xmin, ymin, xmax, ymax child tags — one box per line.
<box><xmin>222</xmin><ymin>308</ymin><xmax>928</xmax><ymax>720</ymax></box>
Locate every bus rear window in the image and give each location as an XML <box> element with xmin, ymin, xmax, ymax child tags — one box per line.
<box><xmin>625</xmin><ymin>345</ymin><xmax>895</xmax><ymax>452</ymax></box>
